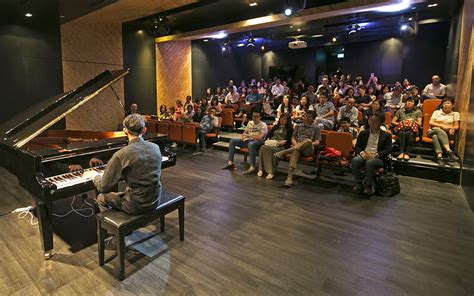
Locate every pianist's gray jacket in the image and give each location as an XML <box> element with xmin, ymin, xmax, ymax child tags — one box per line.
<box><xmin>93</xmin><ymin>137</ymin><xmax>162</xmax><ymax>214</ymax></box>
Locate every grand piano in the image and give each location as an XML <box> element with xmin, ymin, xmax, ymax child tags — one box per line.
<box><xmin>0</xmin><ymin>69</ymin><xmax>176</xmax><ymax>258</ymax></box>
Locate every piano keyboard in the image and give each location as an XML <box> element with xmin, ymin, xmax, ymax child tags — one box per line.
<box><xmin>45</xmin><ymin>156</ymin><xmax>169</xmax><ymax>190</ymax></box>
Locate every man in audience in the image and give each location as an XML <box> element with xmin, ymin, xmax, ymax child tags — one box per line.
<box><xmin>337</xmin><ymin>98</ymin><xmax>359</xmax><ymax>127</ymax></box>
<box><xmin>355</xmin><ymin>86</ymin><xmax>372</xmax><ymax>110</ymax></box>
<box><xmin>423</xmin><ymin>75</ymin><xmax>447</xmax><ymax>99</ymax></box>
<box><xmin>316</xmin><ymin>77</ymin><xmax>332</xmax><ymax>99</ymax></box>
<box><xmin>126</xmin><ymin>103</ymin><xmax>140</xmax><ymax>116</ymax></box>
<box><xmin>302</xmin><ymin>84</ymin><xmax>317</xmax><ymax>105</ymax></box>
<box><xmin>246</xmin><ymin>85</ymin><xmax>262</xmax><ymax>105</ymax></box>
<box><xmin>228</xmin><ymin>80</ymin><xmax>238</xmax><ymax>93</ymax></box>
<box><xmin>275</xmin><ymin>111</ymin><xmax>321</xmax><ymax>187</ymax></box>
<box><xmin>351</xmin><ymin>111</ymin><xmax>392</xmax><ymax>196</ymax></box>
<box><xmin>180</xmin><ymin>104</ymin><xmax>195</xmax><ymax>123</ymax></box>
<box><xmin>222</xmin><ymin>111</ymin><xmax>268</xmax><ymax>174</ymax></box>
<box><xmin>384</xmin><ymin>86</ymin><xmax>403</xmax><ymax>111</ymax></box>
<box><xmin>225</xmin><ymin>87</ymin><xmax>240</xmax><ymax>104</ymax></box>
<box><xmin>271</xmin><ymin>78</ymin><xmax>285</xmax><ymax>98</ymax></box>
<box><xmin>184</xmin><ymin>95</ymin><xmax>194</xmax><ymax>110</ymax></box>
<box><xmin>216</xmin><ymin>87</ymin><xmax>225</xmax><ymax>103</ymax></box>
<box><xmin>338</xmin><ymin>117</ymin><xmax>358</xmax><ymax>146</ymax></box>
<box><xmin>314</xmin><ymin>94</ymin><xmax>335</xmax><ymax>130</ymax></box>
<box><xmin>197</xmin><ymin>108</ymin><xmax>219</xmax><ymax>151</ymax></box>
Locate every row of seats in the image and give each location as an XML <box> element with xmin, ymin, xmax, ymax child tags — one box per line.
<box><xmin>156</xmin><ymin>118</ymin><xmax>223</xmax><ymax>147</ymax></box>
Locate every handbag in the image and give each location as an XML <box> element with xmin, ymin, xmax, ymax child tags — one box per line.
<box><xmin>376</xmin><ymin>173</ymin><xmax>400</xmax><ymax>197</ymax></box>
<box><xmin>397</xmin><ymin>119</ymin><xmax>419</xmax><ymax>133</ymax></box>
<box><xmin>264</xmin><ymin>139</ymin><xmax>278</xmax><ymax>147</ymax></box>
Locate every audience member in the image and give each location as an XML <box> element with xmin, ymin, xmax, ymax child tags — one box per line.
<box><xmin>246</xmin><ymin>85</ymin><xmax>262</xmax><ymax>105</ymax></box>
<box><xmin>222</xmin><ymin>111</ymin><xmax>268</xmax><ymax>174</ymax></box>
<box><xmin>423</xmin><ymin>75</ymin><xmax>447</xmax><ymax>99</ymax></box>
<box><xmin>384</xmin><ymin>86</ymin><xmax>403</xmax><ymax>112</ymax></box>
<box><xmin>337</xmin><ymin>98</ymin><xmax>359</xmax><ymax>127</ymax></box>
<box><xmin>234</xmin><ymin>100</ymin><xmax>249</xmax><ymax>128</ymax></box>
<box><xmin>316</xmin><ymin>77</ymin><xmax>332</xmax><ymax>98</ymax></box>
<box><xmin>302</xmin><ymin>84</ymin><xmax>317</xmax><ymax>105</ymax></box>
<box><xmin>427</xmin><ymin>98</ymin><xmax>460</xmax><ymax>164</ymax></box>
<box><xmin>276</xmin><ymin>95</ymin><xmax>293</xmax><ymax>123</ymax></box>
<box><xmin>338</xmin><ymin>117</ymin><xmax>358</xmax><ymax>146</ymax></box>
<box><xmin>274</xmin><ymin>111</ymin><xmax>321</xmax><ymax>187</ymax></box>
<box><xmin>174</xmin><ymin>100</ymin><xmax>183</xmax><ymax>120</ymax></box>
<box><xmin>126</xmin><ymin>103</ymin><xmax>140</xmax><ymax>116</ymax></box>
<box><xmin>257</xmin><ymin>114</ymin><xmax>293</xmax><ymax>180</ymax></box>
<box><xmin>271</xmin><ymin>78</ymin><xmax>285</xmax><ymax>99</ymax></box>
<box><xmin>351</xmin><ymin>111</ymin><xmax>392</xmax><ymax>195</ymax></box>
<box><xmin>225</xmin><ymin>87</ymin><xmax>240</xmax><ymax>104</ymax></box>
<box><xmin>208</xmin><ymin>96</ymin><xmax>222</xmax><ymax>115</ymax></box>
<box><xmin>355</xmin><ymin>86</ymin><xmax>372</xmax><ymax>110</ymax></box>
<box><xmin>391</xmin><ymin>98</ymin><xmax>422</xmax><ymax>160</ymax></box>
<box><xmin>293</xmin><ymin>96</ymin><xmax>313</xmax><ymax>121</ymax></box>
<box><xmin>197</xmin><ymin>108</ymin><xmax>219</xmax><ymax>151</ymax></box>
<box><xmin>314</xmin><ymin>94</ymin><xmax>335</xmax><ymax>130</ymax></box>
<box><xmin>180</xmin><ymin>104</ymin><xmax>195</xmax><ymax>123</ymax></box>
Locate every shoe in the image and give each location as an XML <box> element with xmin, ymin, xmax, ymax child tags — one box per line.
<box><xmin>283</xmin><ymin>177</ymin><xmax>293</xmax><ymax>188</ymax></box>
<box><xmin>353</xmin><ymin>183</ymin><xmax>363</xmax><ymax>194</ymax></box>
<box><xmin>265</xmin><ymin>173</ymin><xmax>274</xmax><ymax>180</ymax></box>
<box><xmin>403</xmin><ymin>154</ymin><xmax>410</xmax><ymax>161</ymax></box>
<box><xmin>171</xmin><ymin>142</ymin><xmax>178</xmax><ymax>148</ymax></box>
<box><xmin>435</xmin><ymin>157</ymin><xmax>445</xmax><ymax>167</ymax></box>
<box><xmin>397</xmin><ymin>153</ymin><xmax>404</xmax><ymax>159</ymax></box>
<box><xmin>221</xmin><ymin>163</ymin><xmax>235</xmax><ymax>170</ymax></box>
<box><xmin>104</xmin><ymin>237</ymin><xmax>116</xmax><ymax>250</ymax></box>
<box><xmin>363</xmin><ymin>185</ymin><xmax>375</xmax><ymax>196</ymax></box>
<box><xmin>257</xmin><ymin>170</ymin><xmax>263</xmax><ymax>177</ymax></box>
<box><xmin>242</xmin><ymin>168</ymin><xmax>256</xmax><ymax>175</ymax></box>
<box><xmin>447</xmin><ymin>151</ymin><xmax>459</xmax><ymax>162</ymax></box>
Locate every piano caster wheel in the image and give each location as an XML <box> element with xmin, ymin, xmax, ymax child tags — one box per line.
<box><xmin>43</xmin><ymin>250</ymin><xmax>54</xmax><ymax>260</ymax></box>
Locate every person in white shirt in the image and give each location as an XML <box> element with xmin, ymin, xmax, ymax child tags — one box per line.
<box><xmin>423</xmin><ymin>75</ymin><xmax>447</xmax><ymax>99</ymax></box>
<box><xmin>222</xmin><ymin>111</ymin><xmax>268</xmax><ymax>174</ymax></box>
<box><xmin>384</xmin><ymin>86</ymin><xmax>403</xmax><ymax>111</ymax></box>
<box><xmin>271</xmin><ymin>78</ymin><xmax>285</xmax><ymax>98</ymax></box>
<box><xmin>225</xmin><ymin>87</ymin><xmax>240</xmax><ymax>104</ymax></box>
<box><xmin>228</xmin><ymin>80</ymin><xmax>238</xmax><ymax>93</ymax></box>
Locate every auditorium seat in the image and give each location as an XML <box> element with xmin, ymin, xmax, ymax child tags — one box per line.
<box><xmin>182</xmin><ymin>123</ymin><xmax>198</xmax><ymax>146</ymax></box>
<box><xmin>157</xmin><ymin>121</ymin><xmax>170</xmax><ymax>135</ymax></box>
<box><xmin>316</xmin><ymin>131</ymin><xmax>354</xmax><ymax>176</ymax></box>
<box><xmin>169</xmin><ymin>122</ymin><xmax>183</xmax><ymax>143</ymax></box>
<box><xmin>357</xmin><ymin>111</ymin><xmax>363</xmax><ymax>125</ymax></box>
<box><xmin>221</xmin><ymin>108</ymin><xmax>234</xmax><ymax>129</ymax></box>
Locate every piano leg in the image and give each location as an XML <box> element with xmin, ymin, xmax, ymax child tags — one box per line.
<box><xmin>36</xmin><ymin>202</ymin><xmax>54</xmax><ymax>259</ymax></box>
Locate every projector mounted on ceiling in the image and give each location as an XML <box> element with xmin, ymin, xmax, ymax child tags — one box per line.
<box><xmin>288</xmin><ymin>39</ymin><xmax>307</xmax><ymax>49</ymax></box>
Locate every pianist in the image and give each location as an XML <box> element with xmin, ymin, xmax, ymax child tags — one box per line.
<box><xmin>84</xmin><ymin>114</ymin><xmax>162</xmax><ymax>214</ymax></box>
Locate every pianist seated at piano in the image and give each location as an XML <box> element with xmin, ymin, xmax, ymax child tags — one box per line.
<box><xmin>83</xmin><ymin>114</ymin><xmax>163</xmax><ymax>214</ymax></box>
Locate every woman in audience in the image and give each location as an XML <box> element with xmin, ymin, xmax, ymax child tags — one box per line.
<box><xmin>240</xmin><ymin>87</ymin><xmax>248</xmax><ymax>100</ymax></box>
<box><xmin>162</xmin><ymin>107</ymin><xmax>175</xmax><ymax>121</ymax></box>
<box><xmin>427</xmin><ymin>98</ymin><xmax>460</xmax><ymax>164</ymax></box>
<box><xmin>334</xmin><ymin>80</ymin><xmax>348</xmax><ymax>98</ymax></box>
<box><xmin>174</xmin><ymin>100</ymin><xmax>183</xmax><ymax>120</ymax></box>
<box><xmin>391</xmin><ymin>97</ymin><xmax>422</xmax><ymax>160</ymax></box>
<box><xmin>402</xmin><ymin>78</ymin><xmax>411</xmax><ymax>92</ymax></box>
<box><xmin>367</xmin><ymin>86</ymin><xmax>377</xmax><ymax>103</ymax></box>
<box><xmin>207</xmin><ymin>96</ymin><xmax>222</xmax><ymax>115</ymax></box>
<box><xmin>340</xmin><ymin>87</ymin><xmax>355</xmax><ymax>106</ymax></box>
<box><xmin>366</xmin><ymin>75</ymin><xmax>382</xmax><ymax>95</ymax></box>
<box><xmin>276</xmin><ymin>95</ymin><xmax>293</xmax><ymax>123</ymax></box>
<box><xmin>206</xmin><ymin>88</ymin><xmax>213</xmax><ymax>102</ymax></box>
<box><xmin>159</xmin><ymin>104</ymin><xmax>167</xmax><ymax>119</ymax></box>
<box><xmin>216</xmin><ymin>87</ymin><xmax>225</xmax><ymax>103</ymax></box>
<box><xmin>293</xmin><ymin>96</ymin><xmax>313</xmax><ymax>122</ymax></box>
<box><xmin>403</xmin><ymin>85</ymin><xmax>422</xmax><ymax>107</ymax></box>
<box><xmin>257</xmin><ymin>114</ymin><xmax>293</xmax><ymax>180</ymax></box>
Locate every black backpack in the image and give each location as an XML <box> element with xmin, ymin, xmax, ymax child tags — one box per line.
<box><xmin>376</xmin><ymin>173</ymin><xmax>400</xmax><ymax>197</ymax></box>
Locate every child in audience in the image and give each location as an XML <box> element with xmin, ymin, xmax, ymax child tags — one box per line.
<box><xmin>338</xmin><ymin>117</ymin><xmax>358</xmax><ymax>146</ymax></box>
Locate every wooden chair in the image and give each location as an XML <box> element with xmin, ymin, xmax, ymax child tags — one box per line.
<box><xmin>357</xmin><ymin>111</ymin><xmax>363</xmax><ymax>126</ymax></box>
<box><xmin>182</xmin><ymin>123</ymin><xmax>198</xmax><ymax>146</ymax></box>
<box><xmin>169</xmin><ymin>122</ymin><xmax>183</xmax><ymax>143</ymax></box>
<box><xmin>221</xmin><ymin>109</ymin><xmax>234</xmax><ymax>129</ymax></box>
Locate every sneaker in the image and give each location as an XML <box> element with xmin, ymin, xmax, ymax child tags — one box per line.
<box><xmin>363</xmin><ymin>185</ymin><xmax>375</xmax><ymax>196</ymax></box>
<box><xmin>221</xmin><ymin>163</ymin><xmax>235</xmax><ymax>170</ymax></box>
<box><xmin>353</xmin><ymin>183</ymin><xmax>363</xmax><ymax>194</ymax></box>
<box><xmin>447</xmin><ymin>151</ymin><xmax>459</xmax><ymax>162</ymax></box>
<box><xmin>435</xmin><ymin>156</ymin><xmax>445</xmax><ymax>167</ymax></box>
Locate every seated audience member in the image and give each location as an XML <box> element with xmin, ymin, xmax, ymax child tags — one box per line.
<box><xmin>314</xmin><ymin>94</ymin><xmax>335</xmax><ymax>130</ymax></box>
<box><xmin>205</xmin><ymin>88</ymin><xmax>213</xmax><ymax>101</ymax></box>
<box><xmin>402</xmin><ymin>78</ymin><xmax>411</xmax><ymax>92</ymax></box>
<box><xmin>200</xmin><ymin>96</ymin><xmax>209</xmax><ymax>113</ymax></box>
<box><xmin>366</xmin><ymin>74</ymin><xmax>382</xmax><ymax>94</ymax></box>
<box><xmin>207</xmin><ymin>96</ymin><xmax>222</xmax><ymax>115</ymax></box>
<box><xmin>317</xmin><ymin>77</ymin><xmax>332</xmax><ymax>99</ymax></box>
<box><xmin>338</xmin><ymin>117</ymin><xmax>358</xmax><ymax>146</ymax></box>
<box><xmin>403</xmin><ymin>85</ymin><xmax>422</xmax><ymax>107</ymax></box>
<box><xmin>197</xmin><ymin>108</ymin><xmax>219</xmax><ymax>151</ymax></box>
<box><xmin>296</xmin><ymin>79</ymin><xmax>305</xmax><ymax>97</ymax></box>
<box><xmin>271</xmin><ymin>78</ymin><xmax>285</xmax><ymax>103</ymax></box>
<box><xmin>423</xmin><ymin>75</ymin><xmax>447</xmax><ymax>99</ymax></box>
<box><xmin>337</xmin><ymin>98</ymin><xmax>359</xmax><ymax>127</ymax></box>
<box><xmin>234</xmin><ymin>100</ymin><xmax>249</xmax><ymax>128</ymax></box>
<box><xmin>184</xmin><ymin>95</ymin><xmax>194</xmax><ymax>110</ymax></box>
<box><xmin>367</xmin><ymin>86</ymin><xmax>377</xmax><ymax>103</ymax></box>
<box><xmin>222</xmin><ymin>111</ymin><xmax>268</xmax><ymax>174</ymax></box>
<box><xmin>351</xmin><ymin>112</ymin><xmax>392</xmax><ymax>195</ymax></box>
<box><xmin>274</xmin><ymin>111</ymin><xmax>321</xmax><ymax>187</ymax></box>
<box><xmin>362</xmin><ymin>100</ymin><xmax>386</xmax><ymax>130</ymax></box>
<box><xmin>379</xmin><ymin>84</ymin><xmax>390</xmax><ymax>101</ymax></box>
<box><xmin>257</xmin><ymin>114</ymin><xmax>293</xmax><ymax>180</ymax></box>
<box><xmin>293</xmin><ymin>96</ymin><xmax>313</xmax><ymax>122</ymax></box>
<box><xmin>192</xmin><ymin>105</ymin><xmax>204</xmax><ymax>123</ymax></box>
<box><xmin>340</xmin><ymin>87</ymin><xmax>355</xmax><ymax>106</ymax></box>
<box><xmin>225</xmin><ymin>87</ymin><xmax>240</xmax><ymax>104</ymax></box>
<box><xmin>180</xmin><ymin>104</ymin><xmax>195</xmax><ymax>123</ymax></box>
<box><xmin>351</xmin><ymin>80</ymin><xmax>360</xmax><ymax>98</ymax></box>
<box><xmin>384</xmin><ymin>86</ymin><xmax>403</xmax><ymax>112</ymax></box>
<box><xmin>174</xmin><ymin>100</ymin><xmax>183</xmax><ymax>120</ymax></box>
<box><xmin>355</xmin><ymin>86</ymin><xmax>372</xmax><ymax>110</ymax></box>
<box><xmin>391</xmin><ymin>98</ymin><xmax>422</xmax><ymax>160</ymax></box>
<box><xmin>302</xmin><ymin>84</ymin><xmax>317</xmax><ymax>105</ymax></box>
<box><xmin>282</xmin><ymin>81</ymin><xmax>291</xmax><ymax>96</ymax></box>
<box><xmin>427</xmin><ymin>98</ymin><xmax>460</xmax><ymax>164</ymax></box>
<box><xmin>275</xmin><ymin>95</ymin><xmax>293</xmax><ymax>123</ymax></box>
<box><xmin>216</xmin><ymin>87</ymin><xmax>225</xmax><ymax>103</ymax></box>
<box><xmin>161</xmin><ymin>107</ymin><xmax>175</xmax><ymax>121</ymax></box>
<box><xmin>228</xmin><ymin>79</ymin><xmax>238</xmax><ymax>93</ymax></box>
<box><xmin>262</xmin><ymin>97</ymin><xmax>274</xmax><ymax>117</ymax></box>
<box><xmin>238</xmin><ymin>80</ymin><xmax>246</xmax><ymax>94</ymax></box>
<box><xmin>246</xmin><ymin>85</ymin><xmax>262</xmax><ymax>105</ymax></box>
<box><xmin>126</xmin><ymin>103</ymin><xmax>140</xmax><ymax>116</ymax></box>
<box><xmin>333</xmin><ymin>80</ymin><xmax>348</xmax><ymax>102</ymax></box>
<box><xmin>158</xmin><ymin>104</ymin><xmax>167</xmax><ymax>119</ymax></box>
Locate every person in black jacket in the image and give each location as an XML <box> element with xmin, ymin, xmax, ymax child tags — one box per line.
<box><xmin>352</xmin><ymin>111</ymin><xmax>392</xmax><ymax>195</ymax></box>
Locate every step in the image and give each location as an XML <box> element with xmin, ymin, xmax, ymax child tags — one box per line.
<box><xmin>391</xmin><ymin>155</ymin><xmax>460</xmax><ymax>184</ymax></box>
<box><xmin>219</xmin><ymin>132</ymin><xmax>242</xmax><ymax>143</ymax></box>
<box><xmin>212</xmin><ymin>141</ymin><xmax>247</xmax><ymax>154</ymax></box>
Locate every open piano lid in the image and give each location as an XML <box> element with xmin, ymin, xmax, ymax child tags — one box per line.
<box><xmin>0</xmin><ymin>69</ymin><xmax>129</xmax><ymax>149</ymax></box>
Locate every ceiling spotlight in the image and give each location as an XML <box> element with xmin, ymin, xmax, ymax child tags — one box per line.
<box><xmin>401</xmin><ymin>24</ymin><xmax>408</xmax><ymax>30</ymax></box>
<box><xmin>408</xmin><ymin>17</ymin><xmax>413</xmax><ymax>21</ymax></box>
<box><xmin>331</xmin><ymin>36</ymin><xmax>337</xmax><ymax>42</ymax></box>
<box><xmin>25</xmin><ymin>12</ymin><xmax>32</xmax><ymax>17</ymax></box>
<box><xmin>237</xmin><ymin>43</ymin><xmax>245</xmax><ymax>47</ymax></box>
<box><xmin>427</xmin><ymin>3</ymin><xmax>438</xmax><ymax>8</ymax></box>
<box><xmin>249</xmin><ymin>1</ymin><xmax>258</xmax><ymax>6</ymax></box>
<box><xmin>284</xmin><ymin>8</ymin><xmax>292</xmax><ymax>16</ymax></box>
<box><xmin>297</xmin><ymin>28</ymin><xmax>301</xmax><ymax>32</ymax></box>
<box><xmin>222</xmin><ymin>47</ymin><xmax>226</xmax><ymax>51</ymax></box>
<box><xmin>290</xmin><ymin>25</ymin><xmax>293</xmax><ymax>29</ymax></box>
<box><xmin>203</xmin><ymin>39</ymin><xmax>209</xmax><ymax>42</ymax></box>
<box><xmin>261</xmin><ymin>45</ymin><xmax>265</xmax><ymax>51</ymax></box>
<box><xmin>312</xmin><ymin>34</ymin><xmax>324</xmax><ymax>38</ymax></box>
<box><xmin>347</xmin><ymin>24</ymin><xmax>361</xmax><ymax>38</ymax></box>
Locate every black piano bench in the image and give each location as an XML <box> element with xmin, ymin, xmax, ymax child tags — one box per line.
<box><xmin>95</xmin><ymin>191</ymin><xmax>185</xmax><ymax>280</ymax></box>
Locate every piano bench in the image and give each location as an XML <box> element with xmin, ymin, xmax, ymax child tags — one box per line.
<box><xmin>95</xmin><ymin>191</ymin><xmax>185</xmax><ymax>280</ymax></box>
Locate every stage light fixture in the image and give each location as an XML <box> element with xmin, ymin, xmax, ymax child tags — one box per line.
<box><xmin>401</xmin><ymin>24</ymin><xmax>408</xmax><ymax>30</ymax></box>
<box><xmin>246</xmin><ymin>37</ymin><xmax>256</xmax><ymax>48</ymax></box>
<box><xmin>249</xmin><ymin>1</ymin><xmax>258</xmax><ymax>6</ymax></box>
<box><xmin>331</xmin><ymin>36</ymin><xmax>337</xmax><ymax>42</ymax></box>
<box><xmin>261</xmin><ymin>45</ymin><xmax>265</xmax><ymax>51</ymax></box>
<box><xmin>25</xmin><ymin>12</ymin><xmax>32</xmax><ymax>17</ymax></box>
<box><xmin>284</xmin><ymin>8</ymin><xmax>292</xmax><ymax>16</ymax></box>
<box><xmin>203</xmin><ymin>39</ymin><xmax>209</xmax><ymax>42</ymax></box>
<box><xmin>284</xmin><ymin>0</ymin><xmax>307</xmax><ymax>16</ymax></box>
<box><xmin>427</xmin><ymin>3</ymin><xmax>438</xmax><ymax>8</ymax></box>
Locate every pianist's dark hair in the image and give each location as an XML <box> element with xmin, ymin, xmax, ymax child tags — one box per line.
<box><xmin>123</xmin><ymin>114</ymin><xmax>146</xmax><ymax>136</ymax></box>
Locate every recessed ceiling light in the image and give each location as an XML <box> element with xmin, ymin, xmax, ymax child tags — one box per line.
<box><xmin>297</xmin><ymin>28</ymin><xmax>301</xmax><ymax>32</ymax></box>
<box><xmin>331</xmin><ymin>36</ymin><xmax>337</xmax><ymax>42</ymax></box>
<box><xmin>25</xmin><ymin>12</ymin><xmax>32</xmax><ymax>17</ymax></box>
<box><xmin>412</xmin><ymin>6</ymin><xmax>416</xmax><ymax>9</ymax></box>
<box><xmin>312</xmin><ymin>34</ymin><xmax>324</xmax><ymax>38</ymax></box>
<box><xmin>237</xmin><ymin>43</ymin><xmax>245</xmax><ymax>47</ymax></box>
<box><xmin>427</xmin><ymin>3</ymin><xmax>438</xmax><ymax>8</ymax></box>
<box><xmin>249</xmin><ymin>1</ymin><xmax>258</xmax><ymax>7</ymax></box>
<box><xmin>203</xmin><ymin>39</ymin><xmax>209</xmax><ymax>42</ymax></box>
<box><xmin>261</xmin><ymin>45</ymin><xmax>265</xmax><ymax>50</ymax></box>
<box><xmin>290</xmin><ymin>25</ymin><xmax>293</xmax><ymax>29</ymax></box>
<box><xmin>60</xmin><ymin>15</ymin><xmax>65</xmax><ymax>18</ymax></box>
<box><xmin>284</xmin><ymin>8</ymin><xmax>292</xmax><ymax>16</ymax></box>
<box><xmin>408</xmin><ymin>17</ymin><xmax>413</xmax><ymax>21</ymax></box>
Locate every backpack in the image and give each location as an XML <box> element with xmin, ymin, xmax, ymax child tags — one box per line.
<box><xmin>376</xmin><ymin>173</ymin><xmax>400</xmax><ymax>197</ymax></box>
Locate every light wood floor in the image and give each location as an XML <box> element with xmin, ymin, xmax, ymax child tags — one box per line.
<box><xmin>0</xmin><ymin>149</ymin><xmax>473</xmax><ymax>295</ymax></box>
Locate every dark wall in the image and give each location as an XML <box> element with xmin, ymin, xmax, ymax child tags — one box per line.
<box><xmin>0</xmin><ymin>0</ymin><xmax>63</xmax><ymax>125</ymax></box>
<box><xmin>192</xmin><ymin>41</ymin><xmax>262</xmax><ymax>98</ymax></box>
<box><xmin>261</xmin><ymin>47</ymin><xmax>316</xmax><ymax>84</ymax></box>
<box><xmin>122</xmin><ymin>25</ymin><xmax>157</xmax><ymax>115</ymax></box>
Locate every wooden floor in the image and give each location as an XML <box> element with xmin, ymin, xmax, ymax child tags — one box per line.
<box><xmin>1</xmin><ymin>149</ymin><xmax>474</xmax><ymax>295</ymax></box>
